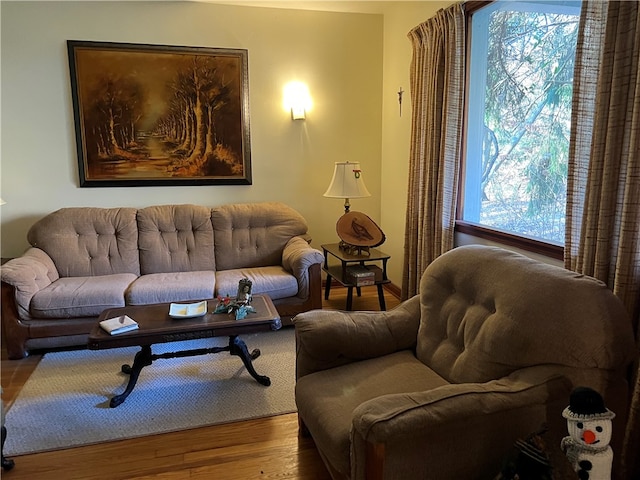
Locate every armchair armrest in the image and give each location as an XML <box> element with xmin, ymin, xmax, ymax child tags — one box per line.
<box><xmin>0</xmin><ymin>247</ymin><xmax>59</xmax><ymax>320</ymax></box>
<box><xmin>282</xmin><ymin>236</ymin><xmax>324</xmax><ymax>299</ymax></box>
<box><xmin>293</xmin><ymin>295</ymin><xmax>421</xmax><ymax>379</ymax></box>
<box><xmin>350</xmin><ymin>367</ymin><xmax>572</xmax><ymax>480</ymax></box>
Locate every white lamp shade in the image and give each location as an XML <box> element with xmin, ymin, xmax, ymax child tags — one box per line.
<box><xmin>323</xmin><ymin>162</ymin><xmax>371</xmax><ymax>199</ymax></box>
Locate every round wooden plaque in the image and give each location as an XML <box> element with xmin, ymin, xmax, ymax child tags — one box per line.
<box><xmin>336</xmin><ymin>211</ymin><xmax>385</xmax><ymax>247</ymax></box>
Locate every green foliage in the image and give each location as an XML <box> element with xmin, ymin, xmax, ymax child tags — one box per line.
<box><xmin>479</xmin><ymin>7</ymin><xmax>579</xmax><ymax>242</ymax></box>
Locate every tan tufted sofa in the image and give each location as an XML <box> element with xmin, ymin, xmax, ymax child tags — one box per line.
<box><xmin>1</xmin><ymin>202</ymin><xmax>323</xmax><ymax>359</ymax></box>
<box><xmin>294</xmin><ymin>245</ymin><xmax>637</xmax><ymax>480</ymax></box>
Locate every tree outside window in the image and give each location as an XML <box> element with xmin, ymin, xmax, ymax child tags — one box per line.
<box><xmin>462</xmin><ymin>0</ymin><xmax>581</xmax><ymax>245</ymax></box>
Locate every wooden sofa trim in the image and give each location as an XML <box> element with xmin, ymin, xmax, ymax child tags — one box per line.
<box><xmin>1</xmin><ymin>263</ymin><xmax>322</xmax><ymax>359</ymax></box>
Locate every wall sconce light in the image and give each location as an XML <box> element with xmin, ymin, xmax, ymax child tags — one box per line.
<box><xmin>291</xmin><ymin>105</ymin><xmax>306</xmax><ymax>121</ymax></box>
<box><xmin>283</xmin><ymin>81</ymin><xmax>312</xmax><ymax>120</ymax></box>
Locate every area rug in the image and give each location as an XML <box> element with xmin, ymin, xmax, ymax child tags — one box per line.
<box><xmin>3</xmin><ymin>328</ymin><xmax>297</xmax><ymax>456</ymax></box>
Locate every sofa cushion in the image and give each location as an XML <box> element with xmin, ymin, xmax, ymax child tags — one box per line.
<box><xmin>126</xmin><ymin>271</ymin><xmax>217</xmax><ymax>305</ymax></box>
<box><xmin>212</xmin><ymin>202</ymin><xmax>309</xmax><ymax>271</ymax></box>
<box><xmin>137</xmin><ymin>204</ymin><xmax>215</xmax><ymax>275</ymax></box>
<box><xmin>27</xmin><ymin>207</ymin><xmax>140</xmax><ymax>277</ymax></box>
<box><xmin>295</xmin><ymin>350</ymin><xmax>449</xmax><ymax>478</ymax></box>
<box><xmin>30</xmin><ymin>274</ymin><xmax>137</xmax><ymax>318</ymax></box>
<box><xmin>215</xmin><ymin>266</ymin><xmax>298</xmax><ymax>300</ymax></box>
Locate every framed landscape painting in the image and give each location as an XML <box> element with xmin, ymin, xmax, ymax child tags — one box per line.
<box><xmin>67</xmin><ymin>40</ymin><xmax>252</xmax><ymax>187</ymax></box>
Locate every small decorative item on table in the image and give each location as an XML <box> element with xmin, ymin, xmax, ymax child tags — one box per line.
<box><xmin>236</xmin><ymin>278</ymin><xmax>253</xmax><ymax>304</ymax></box>
<box><xmin>345</xmin><ymin>265</ymin><xmax>375</xmax><ymax>286</ymax></box>
<box><xmin>214</xmin><ymin>278</ymin><xmax>256</xmax><ymax>320</ymax></box>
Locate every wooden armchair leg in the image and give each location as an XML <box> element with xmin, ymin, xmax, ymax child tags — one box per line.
<box><xmin>365</xmin><ymin>441</ymin><xmax>385</xmax><ymax>480</ymax></box>
<box><xmin>298</xmin><ymin>415</ymin><xmax>311</xmax><ymax>438</ymax></box>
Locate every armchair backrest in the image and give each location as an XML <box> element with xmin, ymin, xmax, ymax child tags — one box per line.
<box><xmin>416</xmin><ymin>245</ymin><xmax>636</xmax><ymax>385</ymax></box>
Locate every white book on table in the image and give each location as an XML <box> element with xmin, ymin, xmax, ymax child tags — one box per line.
<box><xmin>99</xmin><ymin>315</ymin><xmax>139</xmax><ymax>335</ymax></box>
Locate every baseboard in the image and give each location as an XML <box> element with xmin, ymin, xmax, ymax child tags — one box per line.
<box><xmin>322</xmin><ymin>279</ymin><xmax>401</xmax><ymax>299</ymax></box>
<box><xmin>383</xmin><ymin>282</ymin><xmax>401</xmax><ymax>299</ymax></box>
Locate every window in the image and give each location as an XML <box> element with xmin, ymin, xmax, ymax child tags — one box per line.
<box><xmin>461</xmin><ymin>0</ymin><xmax>581</xmax><ymax>249</ymax></box>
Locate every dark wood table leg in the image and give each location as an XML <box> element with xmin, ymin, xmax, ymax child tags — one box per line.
<box><xmin>324</xmin><ymin>274</ymin><xmax>332</xmax><ymax>300</ymax></box>
<box><xmin>346</xmin><ymin>287</ymin><xmax>354</xmax><ymax>310</ymax></box>
<box><xmin>229</xmin><ymin>336</ymin><xmax>271</xmax><ymax>386</ymax></box>
<box><xmin>110</xmin><ymin>345</ymin><xmax>153</xmax><ymax>408</ymax></box>
<box><xmin>1</xmin><ymin>426</ymin><xmax>14</xmax><ymax>471</ymax></box>
<box><xmin>377</xmin><ymin>284</ymin><xmax>386</xmax><ymax>311</ymax></box>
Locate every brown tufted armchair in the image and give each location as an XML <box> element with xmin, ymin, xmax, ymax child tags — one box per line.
<box><xmin>294</xmin><ymin>245</ymin><xmax>637</xmax><ymax>480</ymax></box>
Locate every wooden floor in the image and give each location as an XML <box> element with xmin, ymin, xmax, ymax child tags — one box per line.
<box><xmin>1</xmin><ymin>285</ymin><xmax>401</xmax><ymax>480</ymax></box>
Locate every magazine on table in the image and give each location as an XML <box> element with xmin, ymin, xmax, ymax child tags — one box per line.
<box><xmin>99</xmin><ymin>315</ymin><xmax>139</xmax><ymax>335</ymax></box>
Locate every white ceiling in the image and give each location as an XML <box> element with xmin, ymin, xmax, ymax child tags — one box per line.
<box><xmin>191</xmin><ymin>0</ymin><xmax>434</xmax><ymax>14</ymax></box>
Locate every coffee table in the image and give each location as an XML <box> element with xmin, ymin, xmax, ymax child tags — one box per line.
<box><xmin>88</xmin><ymin>294</ymin><xmax>281</xmax><ymax>407</ymax></box>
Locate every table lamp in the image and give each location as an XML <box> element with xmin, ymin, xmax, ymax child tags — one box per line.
<box><xmin>323</xmin><ymin>161</ymin><xmax>371</xmax><ymax>213</ymax></box>
<box><xmin>323</xmin><ymin>162</ymin><xmax>384</xmax><ymax>255</ymax></box>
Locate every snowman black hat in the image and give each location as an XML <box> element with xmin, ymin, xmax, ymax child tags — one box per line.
<box><xmin>562</xmin><ymin>386</ymin><xmax>615</xmax><ymax>421</ymax></box>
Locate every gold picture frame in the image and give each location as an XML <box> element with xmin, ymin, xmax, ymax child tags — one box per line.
<box><xmin>67</xmin><ymin>40</ymin><xmax>251</xmax><ymax>187</ymax></box>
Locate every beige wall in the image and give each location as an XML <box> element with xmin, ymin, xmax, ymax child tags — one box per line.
<box><xmin>0</xmin><ymin>0</ymin><xmax>455</xmax><ymax>287</ymax></box>
<box><xmin>378</xmin><ymin>1</ymin><xmax>454</xmax><ymax>285</ymax></box>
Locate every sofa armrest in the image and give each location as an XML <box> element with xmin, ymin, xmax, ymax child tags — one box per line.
<box><xmin>282</xmin><ymin>236</ymin><xmax>324</xmax><ymax>299</ymax></box>
<box><xmin>0</xmin><ymin>248</ymin><xmax>59</xmax><ymax>320</ymax></box>
<box><xmin>293</xmin><ymin>295</ymin><xmax>421</xmax><ymax>379</ymax></box>
<box><xmin>350</xmin><ymin>368</ymin><xmax>572</xmax><ymax>480</ymax></box>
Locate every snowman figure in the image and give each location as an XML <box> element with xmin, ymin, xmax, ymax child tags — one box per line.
<box><xmin>561</xmin><ymin>386</ymin><xmax>615</xmax><ymax>480</ymax></box>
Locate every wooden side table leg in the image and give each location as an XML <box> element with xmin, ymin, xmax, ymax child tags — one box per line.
<box><xmin>377</xmin><ymin>284</ymin><xmax>386</xmax><ymax>311</ymax></box>
<box><xmin>346</xmin><ymin>287</ymin><xmax>354</xmax><ymax>310</ymax></box>
<box><xmin>325</xmin><ymin>274</ymin><xmax>332</xmax><ymax>300</ymax></box>
<box><xmin>356</xmin><ymin>286</ymin><xmax>362</xmax><ymax>297</ymax></box>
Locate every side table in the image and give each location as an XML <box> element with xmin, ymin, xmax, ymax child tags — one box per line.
<box><xmin>321</xmin><ymin>243</ymin><xmax>390</xmax><ymax>311</ymax></box>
